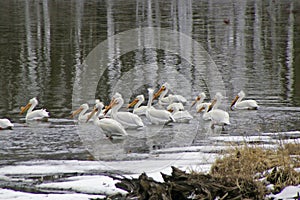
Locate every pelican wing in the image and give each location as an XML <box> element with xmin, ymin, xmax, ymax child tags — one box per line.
<box><xmin>99</xmin><ymin>118</ymin><xmax>128</xmax><ymax>136</ymax></box>
<box><xmin>172</xmin><ymin>95</ymin><xmax>187</xmax><ymax>104</ymax></box>
<box><xmin>210</xmin><ymin>109</ymin><xmax>230</xmax><ymax>125</ymax></box>
<box><xmin>27</xmin><ymin>109</ymin><xmax>49</xmax><ymax>120</ymax></box>
<box><xmin>173</xmin><ymin>111</ymin><xmax>193</xmax><ymax>122</ymax></box>
<box><xmin>133</xmin><ymin>106</ymin><xmax>147</xmax><ymax>116</ymax></box>
<box><xmin>115</xmin><ymin>112</ymin><xmax>144</xmax><ymax>127</ymax></box>
<box><xmin>236</xmin><ymin>100</ymin><xmax>259</xmax><ymax>109</ymax></box>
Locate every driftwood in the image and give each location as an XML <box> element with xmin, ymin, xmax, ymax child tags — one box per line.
<box><xmin>108</xmin><ymin>166</ymin><xmax>264</xmax><ymax>200</ymax></box>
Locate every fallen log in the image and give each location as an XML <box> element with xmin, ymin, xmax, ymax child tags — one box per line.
<box><xmin>108</xmin><ymin>166</ymin><xmax>264</xmax><ymax>199</ymax></box>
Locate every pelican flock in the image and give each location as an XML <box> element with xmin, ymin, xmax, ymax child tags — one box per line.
<box><xmin>1</xmin><ymin>84</ymin><xmax>259</xmax><ymax>136</ymax></box>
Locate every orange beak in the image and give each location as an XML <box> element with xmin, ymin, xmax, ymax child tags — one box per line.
<box><xmin>127</xmin><ymin>98</ymin><xmax>139</xmax><ymax>108</ymax></box>
<box><xmin>20</xmin><ymin>103</ymin><xmax>32</xmax><ymax>115</ymax></box>
<box><xmin>207</xmin><ymin>99</ymin><xmax>216</xmax><ymax>112</ymax></box>
<box><xmin>191</xmin><ymin>96</ymin><xmax>201</xmax><ymax>108</ymax></box>
<box><xmin>197</xmin><ymin>106</ymin><xmax>205</xmax><ymax>112</ymax></box>
<box><xmin>153</xmin><ymin>86</ymin><xmax>166</xmax><ymax>100</ymax></box>
<box><xmin>167</xmin><ymin>108</ymin><xmax>174</xmax><ymax>113</ymax></box>
<box><xmin>230</xmin><ymin>95</ymin><xmax>239</xmax><ymax>110</ymax></box>
<box><xmin>103</xmin><ymin>99</ymin><xmax>118</xmax><ymax>115</ymax></box>
<box><xmin>86</xmin><ymin>107</ymin><xmax>98</xmax><ymax>122</ymax></box>
<box><xmin>70</xmin><ymin>107</ymin><xmax>84</xmax><ymax>118</ymax></box>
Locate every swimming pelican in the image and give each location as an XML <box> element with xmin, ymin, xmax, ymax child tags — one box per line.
<box><xmin>106</xmin><ymin>96</ymin><xmax>144</xmax><ymax>129</ymax></box>
<box><xmin>201</xmin><ymin>92</ymin><xmax>230</xmax><ymax>130</ymax></box>
<box><xmin>20</xmin><ymin>97</ymin><xmax>49</xmax><ymax>121</ymax></box>
<box><xmin>167</xmin><ymin>102</ymin><xmax>184</xmax><ymax>112</ymax></box>
<box><xmin>0</xmin><ymin>119</ymin><xmax>14</xmax><ymax>130</ymax></box>
<box><xmin>71</xmin><ymin>103</ymin><xmax>90</xmax><ymax>122</ymax></box>
<box><xmin>168</xmin><ymin>104</ymin><xmax>193</xmax><ymax>123</ymax></box>
<box><xmin>198</xmin><ymin>103</ymin><xmax>230</xmax><ymax>129</ymax></box>
<box><xmin>86</xmin><ymin>101</ymin><xmax>127</xmax><ymax>138</ymax></box>
<box><xmin>146</xmin><ymin>88</ymin><xmax>175</xmax><ymax>124</ymax></box>
<box><xmin>127</xmin><ymin>94</ymin><xmax>147</xmax><ymax>116</ymax></box>
<box><xmin>191</xmin><ymin>92</ymin><xmax>211</xmax><ymax>111</ymax></box>
<box><xmin>153</xmin><ymin>82</ymin><xmax>187</xmax><ymax>105</ymax></box>
<box><xmin>230</xmin><ymin>90</ymin><xmax>259</xmax><ymax>110</ymax></box>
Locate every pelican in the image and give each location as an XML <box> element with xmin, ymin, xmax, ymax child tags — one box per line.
<box><xmin>0</xmin><ymin>119</ymin><xmax>14</xmax><ymax>130</ymax></box>
<box><xmin>71</xmin><ymin>103</ymin><xmax>90</xmax><ymax>122</ymax></box>
<box><xmin>168</xmin><ymin>104</ymin><xmax>193</xmax><ymax>123</ymax></box>
<box><xmin>153</xmin><ymin>82</ymin><xmax>187</xmax><ymax>105</ymax></box>
<box><xmin>94</xmin><ymin>99</ymin><xmax>108</xmax><ymax>118</ymax></box>
<box><xmin>20</xmin><ymin>97</ymin><xmax>49</xmax><ymax>121</ymax></box>
<box><xmin>230</xmin><ymin>90</ymin><xmax>259</xmax><ymax>110</ymax></box>
<box><xmin>86</xmin><ymin>101</ymin><xmax>127</xmax><ymax>138</ymax></box>
<box><xmin>127</xmin><ymin>94</ymin><xmax>147</xmax><ymax>116</ymax></box>
<box><xmin>201</xmin><ymin>92</ymin><xmax>230</xmax><ymax>130</ymax></box>
<box><xmin>106</xmin><ymin>96</ymin><xmax>144</xmax><ymax>129</ymax></box>
<box><xmin>146</xmin><ymin>88</ymin><xmax>175</xmax><ymax>125</ymax></box>
<box><xmin>167</xmin><ymin>102</ymin><xmax>184</xmax><ymax>112</ymax></box>
<box><xmin>191</xmin><ymin>92</ymin><xmax>211</xmax><ymax>112</ymax></box>
<box><xmin>198</xmin><ymin>103</ymin><xmax>230</xmax><ymax>129</ymax></box>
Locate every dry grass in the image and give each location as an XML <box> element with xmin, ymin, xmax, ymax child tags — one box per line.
<box><xmin>210</xmin><ymin>143</ymin><xmax>300</xmax><ymax>194</ymax></box>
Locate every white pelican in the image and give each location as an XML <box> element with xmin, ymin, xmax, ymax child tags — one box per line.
<box><xmin>153</xmin><ymin>82</ymin><xmax>187</xmax><ymax>105</ymax></box>
<box><xmin>106</xmin><ymin>96</ymin><xmax>144</xmax><ymax>129</ymax></box>
<box><xmin>20</xmin><ymin>97</ymin><xmax>49</xmax><ymax>121</ymax></box>
<box><xmin>230</xmin><ymin>90</ymin><xmax>259</xmax><ymax>110</ymax></box>
<box><xmin>191</xmin><ymin>92</ymin><xmax>211</xmax><ymax>112</ymax></box>
<box><xmin>146</xmin><ymin>88</ymin><xmax>175</xmax><ymax>124</ymax></box>
<box><xmin>127</xmin><ymin>94</ymin><xmax>147</xmax><ymax>116</ymax></box>
<box><xmin>168</xmin><ymin>104</ymin><xmax>193</xmax><ymax>123</ymax></box>
<box><xmin>71</xmin><ymin>103</ymin><xmax>90</xmax><ymax>122</ymax></box>
<box><xmin>86</xmin><ymin>101</ymin><xmax>127</xmax><ymax>138</ymax></box>
<box><xmin>198</xmin><ymin>103</ymin><xmax>230</xmax><ymax>129</ymax></box>
<box><xmin>0</xmin><ymin>119</ymin><xmax>14</xmax><ymax>130</ymax></box>
<box><xmin>94</xmin><ymin>99</ymin><xmax>108</xmax><ymax>118</ymax></box>
<box><xmin>167</xmin><ymin>102</ymin><xmax>184</xmax><ymax>112</ymax></box>
<box><xmin>201</xmin><ymin>92</ymin><xmax>230</xmax><ymax>130</ymax></box>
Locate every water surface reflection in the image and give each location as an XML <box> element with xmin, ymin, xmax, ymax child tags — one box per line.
<box><xmin>0</xmin><ymin>0</ymin><xmax>299</xmax><ymax>164</ymax></box>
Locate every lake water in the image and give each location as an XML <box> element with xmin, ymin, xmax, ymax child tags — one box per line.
<box><xmin>0</xmin><ymin>0</ymin><xmax>299</xmax><ymax>197</ymax></box>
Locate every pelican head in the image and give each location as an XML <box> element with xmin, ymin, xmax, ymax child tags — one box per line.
<box><xmin>208</xmin><ymin>92</ymin><xmax>223</xmax><ymax>112</ymax></box>
<box><xmin>104</xmin><ymin>97</ymin><xmax>122</xmax><ymax>114</ymax></box>
<box><xmin>230</xmin><ymin>90</ymin><xmax>245</xmax><ymax>110</ymax></box>
<box><xmin>86</xmin><ymin>102</ymin><xmax>104</xmax><ymax>122</ymax></box>
<box><xmin>191</xmin><ymin>92</ymin><xmax>206</xmax><ymax>107</ymax></box>
<box><xmin>153</xmin><ymin>82</ymin><xmax>169</xmax><ymax>100</ymax></box>
<box><xmin>71</xmin><ymin>103</ymin><xmax>88</xmax><ymax>118</ymax></box>
<box><xmin>127</xmin><ymin>95</ymin><xmax>144</xmax><ymax>108</ymax></box>
<box><xmin>20</xmin><ymin>97</ymin><xmax>38</xmax><ymax>114</ymax></box>
<box><xmin>238</xmin><ymin>90</ymin><xmax>245</xmax><ymax>98</ymax></box>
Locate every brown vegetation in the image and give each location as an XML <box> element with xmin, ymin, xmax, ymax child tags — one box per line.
<box><xmin>106</xmin><ymin>144</ymin><xmax>300</xmax><ymax>199</ymax></box>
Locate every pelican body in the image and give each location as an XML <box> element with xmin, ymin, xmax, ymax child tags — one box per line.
<box><xmin>87</xmin><ymin>101</ymin><xmax>127</xmax><ymax>138</ymax></box>
<box><xmin>146</xmin><ymin>88</ymin><xmax>175</xmax><ymax>125</ymax></box>
<box><xmin>231</xmin><ymin>90</ymin><xmax>259</xmax><ymax>110</ymax></box>
<box><xmin>168</xmin><ymin>104</ymin><xmax>193</xmax><ymax>123</ymax></box>
<box><xmin>107</xmin><ymin>96</ymin><xmax>144</xmax><ymax>129</ymax></box>
<box><xmin>198</xmin><ymin>103</ymin><xmax>230</xmax><ymax>129</ymax></box>
<box><xmin>0</xmin><ymin>119</ymin><xmax>14</xmax><ymax>130</ymax></box>
<box><xmin>20</xmin><ymin>97</ymin><xmax>49</xmax><ymax>121</ymax></box>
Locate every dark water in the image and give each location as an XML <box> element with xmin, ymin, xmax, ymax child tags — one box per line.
<box><xmin>0</xmin><ymin>0</ymin><xmax>300</xmax><ymax>165</ymax></box>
